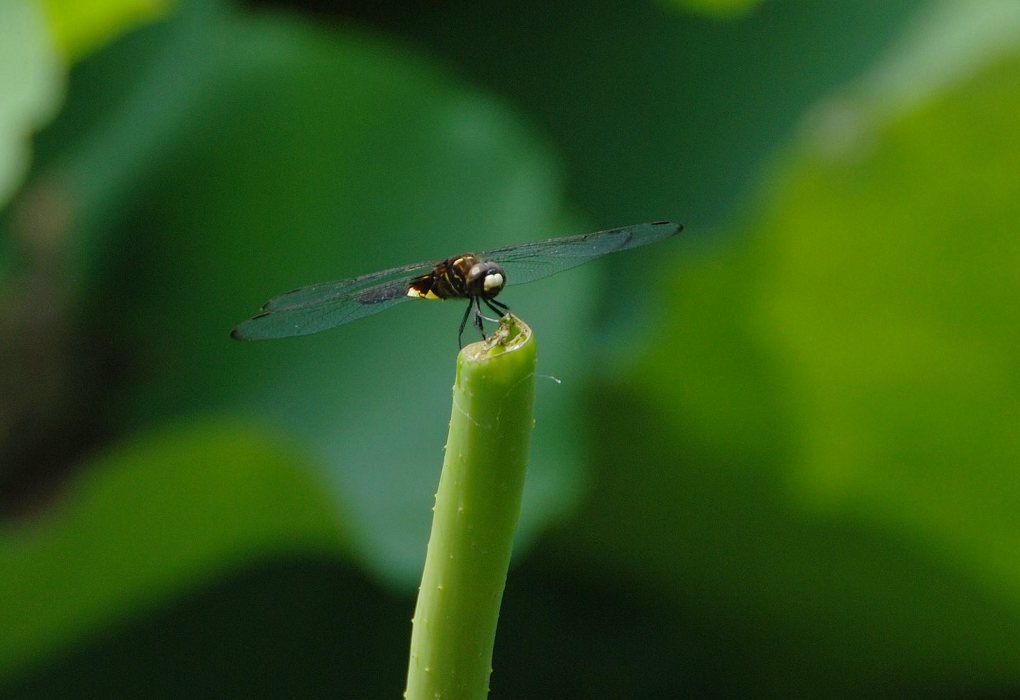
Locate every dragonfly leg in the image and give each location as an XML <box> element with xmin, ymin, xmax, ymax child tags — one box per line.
<box><xmin>478</xmin><ymin>298</ymin><xmax>507</xmax><ymax>325</ymax></box>
<box><xmin>459</xmin><ymin>297</ymin><xmax>509</xmax><ymax>347</ymax></box>
<box><xmin>484</xmin><ymin>298</ymin><xmax>509</xmax><ymax>317</ymax></box>
<box><xmin>473</xmin><ymin>296</ymin><xmax>487</xmax><ymax>339</ymax></box>
<box><xmin>458</xmin><ymin>299</ymin><xmax>474</xmax><ymax>348</ymax></box>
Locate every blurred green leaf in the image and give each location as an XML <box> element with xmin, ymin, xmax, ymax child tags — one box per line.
<box><xmin>0</xmin><ymin>1</ymin><xmax>63</xmax><ymax>208</ymax></box>
<box><xmin>2</xmin><ymin>558</ymin><xmax>408</xmax><ymax>698</ymax></box>
<box><xmin>36</xmin><ymin>3</ymin><xmax>589</xmax><ymax>588</ymax></box>
<box><xmin>0</xmin><ymin>419</ymin><xmax>346</xmax><ymax>682</ymax></box>
<box><xmin>663</xmin><ymin>0</ymin><xmax>764</xmax><ymax>19</ymax></box>
<box><xmin>760</xmin><ymin>53</ymin><xmax>1020</xmax><ymax>593</ymax></box>
<box><xmin>562</xmin><ymin>50</ymin><xmax>1020</xmax><ymax>694</ymax></box>
<box><xmin>357</xmin><ymin>0</ymin><xmax>927</xmax><ymax>229</ymax></box>
<box><xmin>41</xmin><ymin>0</ymin><xmax>172</xmax><ymax>62</ymax></box>
<box><xmin>0</xmin><ymin>0</ymin><xmax>172</xmax><ymax>211</ymax></box>
<box><xmin>831</xmin><ymin>0</ymin><xmax>1020</xmax><ymax>126</ymax></box>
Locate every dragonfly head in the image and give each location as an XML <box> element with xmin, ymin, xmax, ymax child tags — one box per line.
<box><xmin>466</xmin><ymin>261</ymin><xmax>506</xmax><ymax>299</ymax></box>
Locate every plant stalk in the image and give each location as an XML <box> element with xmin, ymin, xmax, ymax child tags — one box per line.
<box><xmin>405</xmin><ymin>314</ymin><xmax>536</xmax><ymax>700</ymax></box>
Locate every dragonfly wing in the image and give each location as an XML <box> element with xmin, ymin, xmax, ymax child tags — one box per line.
<box><xmin>483</xmin><ymin>221</ymin><xmax>681</xmax><ymax>286</ymax></box>
<box><xmin>232</xmin><ymin>290</ymin><xmax>412</xmax><ymax>340</ymax></box>
<box><xmin>231</xmin><ymin>221</ymin><xmax>681</xmax><ymax>340</ymax></box>
<box><xmin>261</xmin><ymin>259</ymin><xmax>437</xmax><ymax>312</ymax></box>
<box><xmin>232</xmin><ymin>265</ymin><xmax>431</xmax><ymax>340</ymax></box>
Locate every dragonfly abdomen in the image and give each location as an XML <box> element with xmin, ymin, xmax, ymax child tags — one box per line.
<box><xmin>407</xmin><ymin>255</ymin><xmax>493</xmax><ymax>301</ymax></box>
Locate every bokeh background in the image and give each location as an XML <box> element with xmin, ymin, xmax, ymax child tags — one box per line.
<box><xmin>3</xmin><ymin>0</ymin><xmax>1020</xmax><ymax>697</ymax></box>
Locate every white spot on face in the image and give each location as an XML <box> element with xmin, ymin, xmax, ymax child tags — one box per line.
<box><xmin>483</xmin><ymin>272</ymin><xmax>504</xmax><ymax>292</ymax></box>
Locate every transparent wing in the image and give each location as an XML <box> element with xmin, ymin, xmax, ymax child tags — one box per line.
<box><xmin>231</xmin><ymin>259</ymin><xmax>438</xmax><ymax>340</ymax></box>
<box><xmin>230</xmin><ymin>221</ymin><xmax>682</xmax><ymax>341</ymax></box>
<box><xmin>481</xmin><ymin>221</ymin><xmax>681</xmax><ymax>286</ymax></box>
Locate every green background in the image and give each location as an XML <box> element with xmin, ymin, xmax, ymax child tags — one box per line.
<box><xmin>2</xmin><ymin>0</ymin><xmax>1019</xmax><ymax>696</ymax></box>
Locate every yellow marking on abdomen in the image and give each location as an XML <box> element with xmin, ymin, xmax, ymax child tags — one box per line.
<box><xmin>407</xmin><ymin>288</ymin><xmax>442</xmax><ymax>300</ymax></box>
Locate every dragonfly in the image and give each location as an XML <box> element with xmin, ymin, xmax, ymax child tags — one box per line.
<box><xmin>231</xmin><ymin>220</ymin><xmax>683</xmax><ymax>346</ymax></box>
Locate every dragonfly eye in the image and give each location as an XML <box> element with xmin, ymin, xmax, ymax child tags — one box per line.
<box><xmin>483</xmin><ymin>270</ymin><xmax>504</xmax><ymax>293</ymax></box>
<box><xmin>468</xmin><ymin>262</ymin><xmax>506</xmax><ymax>298</ymax></box>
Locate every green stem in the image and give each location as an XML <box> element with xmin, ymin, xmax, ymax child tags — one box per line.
<box><xmin>405</xmin><ymin>314</ymin><xmax>537</xmax><ymax>700</ymax></box>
